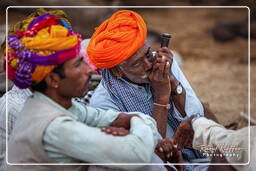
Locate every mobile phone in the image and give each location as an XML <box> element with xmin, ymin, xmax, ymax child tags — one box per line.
<box><xmin>161</xmin><ymin>33</ymin><xmax>172</xmax><ymax>48</ymax></box>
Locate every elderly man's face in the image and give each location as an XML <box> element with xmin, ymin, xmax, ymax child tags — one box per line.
<box><xmin>119</xmin><ymin>43</ymin><xmax>155</xmax><ymax>84</ymax></box>
<box><xmin>58</xmin><ymin>56</ymin><xmax>94</xmax><ymax>98</ymax></box>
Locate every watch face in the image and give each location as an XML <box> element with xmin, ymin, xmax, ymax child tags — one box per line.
<box><xmin>176</xmin><ymin>85</ymin><xmax>182</xmax><ymax>94</ymax></box>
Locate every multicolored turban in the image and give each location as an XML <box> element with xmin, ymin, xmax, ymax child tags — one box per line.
<box><xmin>86</xmin><ymin>10</ymin><xmax>147</xmax><ymax>69</ymax></box>
<box><xmin>4</xmin><ymin>11</ymin><xmax>81</xmax><ymax>89</ymax></box>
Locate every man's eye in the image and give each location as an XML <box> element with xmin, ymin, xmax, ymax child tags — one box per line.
<box><xmin>76</xmin><ymin>61</ymin><xmax>81</xmax><ymax>66</ymax></box>
<box><xmin>76</xmin><ymin>57</ymin><xmax>83</xmax><ymax>66</ymax></box>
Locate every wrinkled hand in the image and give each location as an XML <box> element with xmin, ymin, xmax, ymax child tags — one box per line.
<box><xmin>149</xmin><ymin>47</ymin><xmax>173</xmax><ymax>101</ymax></box>
<box><xmin>156</xmin><ymin>47</ymin><xmax>174</xmax><ymax>68</ymax></box>
<box><xmin>155</xmin><ymin>138</ymin><xmax>185</xmax><ymax>171</ymax></box>
<box><xmin>155</xmin><ymin>138</ymin><xmax>178</xmax><ymax>161</ymax></box>
<box><xmin>174</xmin><ymin>115</ymin><xmax>196</xmax><ymax>150</ymax></box>
<box><xmin>101</xmin><ymin>126</ymin><xmax>129</xmax><ymax>136</ymax></box>
<box><xmin>155</xmin><ymin>137</ymin><xmax>174</xmax><ymax>162</ymax></box>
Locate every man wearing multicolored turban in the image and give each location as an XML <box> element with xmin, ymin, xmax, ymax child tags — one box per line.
<box><xmin>87</xmin><ymin>10</ymin><xmax>209</xmax><ymax>171</ymax></box>
<box><xmin>4</xmin><ymin>9</ymin><xmax>160</xmax><ymax>171</ymax></box>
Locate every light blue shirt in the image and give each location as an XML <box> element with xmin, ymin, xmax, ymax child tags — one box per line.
<box><xmin>90</xmin><ymin>59</ymin><xmax>204</xmax><ymax>137</ymax></box>
<box><xmin>33</xmin><ymin>92</ymin><xmax>160</xmax><ymax>170</ymax></box>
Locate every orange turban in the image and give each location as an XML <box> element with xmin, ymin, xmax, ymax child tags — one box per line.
<box><xmin>86</xmin><ymin>10</ymin><xmax>147</xmax><ymax>69</ymax></box>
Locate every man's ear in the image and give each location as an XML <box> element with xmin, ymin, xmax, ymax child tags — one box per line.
<box><xmin>44</xmin><ymin>72</ymin><xmax>61</xmax><ymax>89</ymax></box>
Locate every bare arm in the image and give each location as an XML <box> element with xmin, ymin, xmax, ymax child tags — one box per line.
<box><xmin>152</xmin><ymin>96</ymin><xmax>170</xmax><ymax>137</ymax></box>
<box><xmin>149</xmin><ymin>51</ymin><xmax>171</xmax><ymax>137</ymax></box>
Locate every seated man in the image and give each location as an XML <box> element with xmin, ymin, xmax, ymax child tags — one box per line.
<box><xmin>3</xmin><ymin>12</ymin><xmax>160</xmax><ymax>171</ymax></box>
<box><xmin>174</xmin><ymin>115</ymin><xmax>254</xmax><ymax>171</ymax></box>
<box><xmin>0</xmin><ymin>9</ymin><xmax>81</xmax><ymax>169</ymax></box>
<box><xmin>86</xmin><ymin>10</ymin><xmax>208</xmax><ymax>170</ymax></box>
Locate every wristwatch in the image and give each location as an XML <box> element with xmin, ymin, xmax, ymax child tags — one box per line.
<box><xmin>171</xmin><ymin>82</ymin><xmax>182</xmax><ymax>96</ymax></box>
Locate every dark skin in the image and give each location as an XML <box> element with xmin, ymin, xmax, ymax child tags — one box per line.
<box><xmin>101</xmin><ymin>126</ymin><xmax>129</xmax><ymax>136</ymax></box>
<box><xmin>117</xmin><ymin>43</ymin><xmax>186</xmax><ymax>137</ymax></box>
<box><xmin>101</xmin><ymin>113</ymin><xmax>137</xmax><ymax>136</ymax></box>
<box><xmin>155</xmin><ymin>138</ymin><xmax>185</xmax><ymax>171</ymax></box>
<box><xmin>174</xmin><ymin>115</ymin><xmax>195</xmax><ymax>150</ymax></box>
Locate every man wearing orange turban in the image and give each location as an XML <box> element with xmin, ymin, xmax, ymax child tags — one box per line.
<box><xmin>3</xmin><ymin>9</ymin><xmax>160</xmax><ymax>171</ymax></box>
<box><xmin>88</xmin><ymin>10</ymin><xmax>209</xmax><ymax>171</ymax></box>
<box><xmin>87</xmin><ymin>10</ymin><xmax>147</xmax><ymax>69</ymax></box>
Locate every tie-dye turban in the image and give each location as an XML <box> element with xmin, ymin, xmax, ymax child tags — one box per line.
<box><xmin>86</xmin><ymin>10</ymin><xmax>147</xmax><ymax>69</ymax></box>
<box><xmin>5</xmin><ymin>12</ymin><xmax>81</xmax><ymax>89</ymax></box>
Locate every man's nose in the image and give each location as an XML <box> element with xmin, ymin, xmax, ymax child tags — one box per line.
<box><xmin>82</xmin><ymin>60</ymin><xmax>95</xmax><ymax>75</ymax></box>
<box><xmin>86</xmin><ymin>66</ymin><xmax>95</xmax><ymax>76</ymax></box>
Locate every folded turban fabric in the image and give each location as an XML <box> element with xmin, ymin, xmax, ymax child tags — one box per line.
<box><xmin>5</xmin><ymin>10</ymin><xmax>81</xmax><ymax>89</ymax></box>
<box><xmin>86</xmin><ymin>10</ymin><xmax>147</xmax><ymax>69</ymax></box>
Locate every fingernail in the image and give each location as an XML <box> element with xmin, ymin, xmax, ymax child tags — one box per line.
<box><xmin>167</xmin><ymin>153</ymin><xmax>170</xmax><ymax>158</ymax></box>
<box><xmin>174</xmin><ymin>144</ymin><xmax>178</xmax><ymax>149</ymax></box>
<box><xmin>159</xmin><ymin>147</ymin><xmax>164</xmax><ymax>153</ymax></box>
<box><xmin>167</xmin><ymin>61</ymin><xmax>170</xmax><ymax>66</ymax></box>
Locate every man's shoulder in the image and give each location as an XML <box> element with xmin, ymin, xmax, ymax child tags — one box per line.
<box><xmin>91</xmin><ymin>81</ymin><xmax>111</xmax><ymax>102</ymax></box>
<box><xmin>90</xmin><ymin>81</ymin><xmax>120</xmax><ymax>111</ymax></box>
<box><xmin>22</xmin><ymin>96</ymin><xmax>64</xmax><ymax>116</ymax></box>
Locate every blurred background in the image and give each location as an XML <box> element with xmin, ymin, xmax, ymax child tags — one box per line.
<box><xmin>0</xmin><ymin>0</ymin><xmax>255</xmax><ymax>129</ymax></box>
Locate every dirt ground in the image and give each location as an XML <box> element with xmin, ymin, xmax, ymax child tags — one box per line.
<box><xmin>140</xmin><ymin>7</ymin><xmax>255</xmax><ymax>127</ymax></box>
<box><xmin>1</xmin><ymin>6</ymin><xmax>255</xmax><ymax>128</ymax></box>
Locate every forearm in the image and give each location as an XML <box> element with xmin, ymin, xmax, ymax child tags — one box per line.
<box><xmin>152</xmin><ymin>105</ymin><xmax>168</xmax><ymax>138</ymax></box>
<box><xmin>170</xmin><ymin>77</ymin><xmax>186</xmax><ymax>117</ymax></box>
<box><xmin>110</xmin><ymin>113</ymin><xmax>137</xmax><ymax>129</ymax></box>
